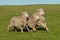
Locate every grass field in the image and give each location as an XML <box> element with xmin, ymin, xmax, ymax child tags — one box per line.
<box><xmin>0</xmin><ymin>5</ymin><xmax>60</xmax><ymax>40</ymax></box>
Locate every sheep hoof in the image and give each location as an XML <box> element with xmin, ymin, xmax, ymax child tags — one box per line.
<box><xmin>30</xmin><ymin>30</ymin><xmax>33</xmax><ymax>32</ymax></box>
<box><xmin>46</xmin><ymin>28</ymin><xmax>49</xmax><ymax>32</ymax></box>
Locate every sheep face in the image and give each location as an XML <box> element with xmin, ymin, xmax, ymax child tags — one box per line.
<box><xmin>22</xmin><ymin>11</ymin><xmax>29</xmax><ymax>18</ymax></box>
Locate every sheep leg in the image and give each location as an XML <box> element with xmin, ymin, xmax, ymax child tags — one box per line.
<box><xmin>19</xmin><ymin>26</ymin><xmax>23</xmax><ymax>33</ymax></box>
<box><xmin>41</xmin><ymin>22</ymin><xmax>49</xmax><ymax>31</ymax></box>
<box><xmin>7</xmin><ymin>23</ymin><xmax>13</xmax><ymax>32</ymax></box>
<box><xmin>13</xmin><ymin>26</ymin><xmax>17</xmax><ymax>32</ymax></box>
<box><xmin>26</xmin><ymin>25</ymin><xmax>31</xmax><ymax>32</ymax></box>
<box><xmin>21</xmin><ymin>28</ymin><xmax>23</xmax><ymax>33</ymax></box>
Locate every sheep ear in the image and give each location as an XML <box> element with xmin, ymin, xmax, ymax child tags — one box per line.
<box><xmin>25</xmin><ymin>13</ymin><xmax>29</xmax><ymax>17</ymax></box>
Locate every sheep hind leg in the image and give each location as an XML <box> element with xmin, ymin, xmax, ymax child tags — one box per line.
<box><xmin>7</xmin><ymin>23</ymin><xmax>13</xmax><ymax>32</ymax></box>
<box><xmin>13</xmin><ymin>26</ymin><xmax>17</xmax><ymax>32</ymax></box>
<box><xmin>41</xmin><ymin>23</ymin><xmax>49</xmax><ymax>31</ymax></box>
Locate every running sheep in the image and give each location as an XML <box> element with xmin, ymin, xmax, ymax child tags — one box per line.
<box><xmin>7</xmin><ymin>11</ymin><xmax>29</xmax><ymax>32</ymax></box>
<box><xmin>32</xmin><ymin>8</ymin><xmax>49</xmax><ymax>31</ymax></box>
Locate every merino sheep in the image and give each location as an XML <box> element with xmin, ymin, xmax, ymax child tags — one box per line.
<box><xmin>7</xmin><ymin>11</ymin><xmax>29</xmax><ymax>32</ymax></box>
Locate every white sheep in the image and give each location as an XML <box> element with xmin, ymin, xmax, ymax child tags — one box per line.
<box><xmin>32</xmin><ymin>8</ymin><xmax>49</xmax><ymax>31</ymax></box>
<box><xmin>7</xmin><ymin>11</ymin><xmax>29</xmax><ymax>32</ymax></box>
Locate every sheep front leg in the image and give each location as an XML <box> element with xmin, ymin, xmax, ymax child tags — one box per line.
<box><xmin>26</xmin><ymin>25</ymin><xmax>31</xmax><ymax>32</ymax></box>
<box><xmin>21</xmin><ymin>28</ymin><xmax>23</xmax><ymax>33</ymax></box>
<box><xmin>19</xmin><ymin>27</ymin><xmax>23</xmax><ymax>33</ymax></box>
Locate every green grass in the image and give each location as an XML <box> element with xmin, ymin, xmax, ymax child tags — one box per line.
<box><xmin>0</xmin><ymin>5</ymin><xmax>60</xmax><ymax>40</ymax></box>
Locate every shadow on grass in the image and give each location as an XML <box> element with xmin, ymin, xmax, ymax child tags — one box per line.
<box><xmin>36</xmin><ymin>27</ymin><xmax>46</xmax><ymax>31</ymax></box>
<box><xmin>9</xmin><ymin>26</ymin><xmax>46</xmax><ymax>32</ymax></box>
<box><xmin>10</xmin><ymin>28</ymin><xmax>28</xmax><ymax>32</ymax></box>
<box><xmin>10</xmin><ymin>28</ymin><xmax>46</xmax><ymax>32</ymax></box>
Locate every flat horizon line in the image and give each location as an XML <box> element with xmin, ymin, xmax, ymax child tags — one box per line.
<box><xmin>0</xmin><ymin>4</ymin><xmax>60</xmax><ymax>6</ymax></box>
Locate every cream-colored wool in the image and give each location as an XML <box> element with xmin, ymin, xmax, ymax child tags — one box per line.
<box><xmin>7</xmin><ymin>11</ymin><xmax>29</xmax><ymax>32</ymax></box>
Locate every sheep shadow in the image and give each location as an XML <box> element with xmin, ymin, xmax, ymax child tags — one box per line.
<box><xmin>36</xmin><ymin>27</ymin><xmax>46</xmax><ymax>31</ymax></box>
<box><xmin>10</xmin><ymin>28</ymin><xmax>28</xmax><ymax>32</ymax></box>
<box><xmin>9</xmin><ymin>26</ymin><xmax>47</xmax><ymax>32</ymax></box>
<box><xmin>10</xmin><ymin>27</ymin><xmax>46</xmax><ymax>32</ymax></box>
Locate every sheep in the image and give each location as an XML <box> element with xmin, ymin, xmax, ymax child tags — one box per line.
<box><xmin>7</xmin><ymin>11</ymin><xmax>29</xmax><ymax>32</ymax></box>
<box><xmin>36</xmin><ymin>16</ymin><xmax>49</xmax><ymax>31</ymax></box>
<box><xmin>31</xmin><ymin>8</ymin><xmax>49</xmax><ymax>31</ymax></box>
<box><xmin>26</xmin><ymin>15</ymin><xmax>37</xmax><ymax>32</ymax></box>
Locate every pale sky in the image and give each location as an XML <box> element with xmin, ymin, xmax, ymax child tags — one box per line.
<box><xmin>0</xmin><ymin>0</ymin><xmax>60</xmax><ymax>5</ymax></box>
